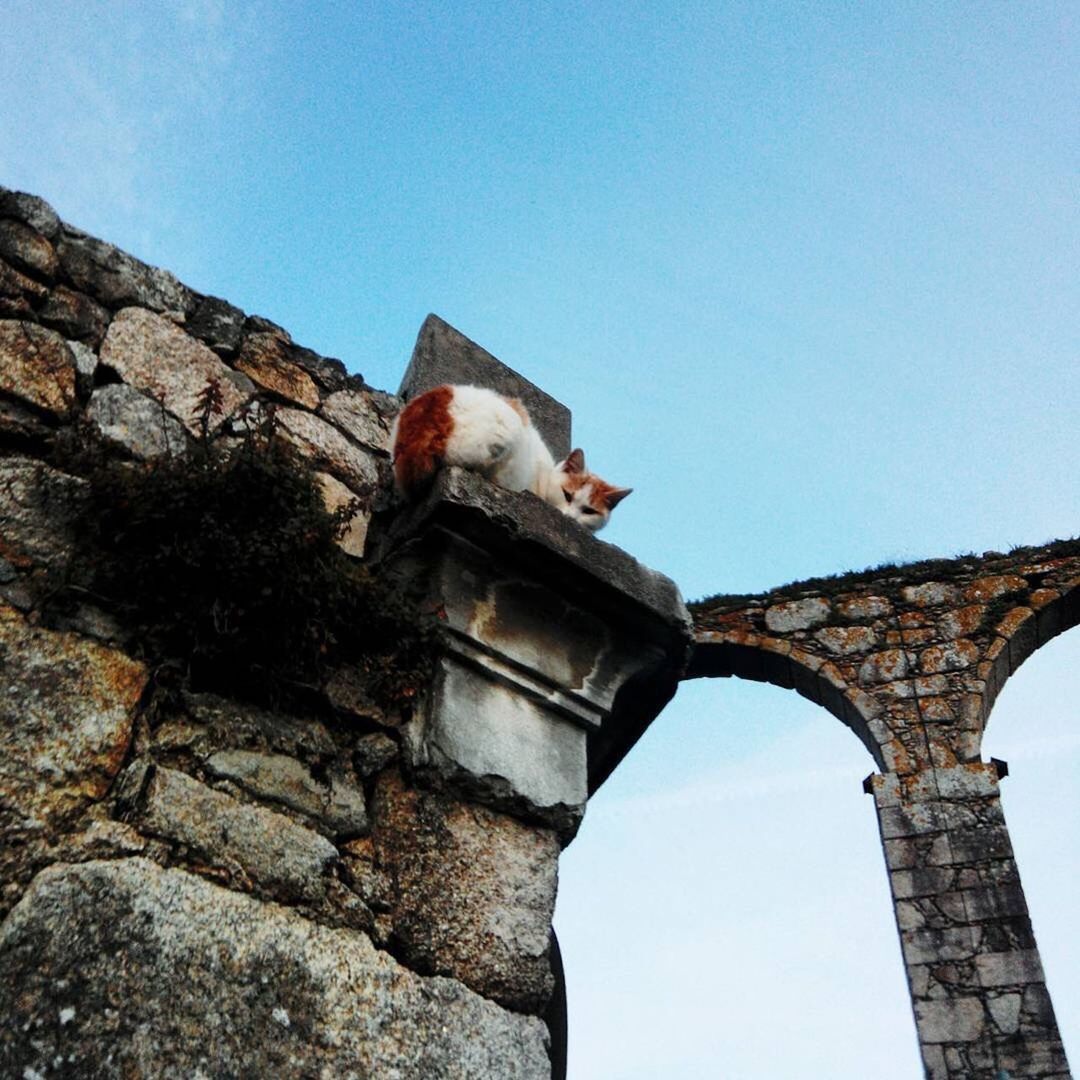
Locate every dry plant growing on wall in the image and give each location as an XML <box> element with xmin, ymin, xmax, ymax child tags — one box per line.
<box><xmin>45</xmin><ymin>379</ymin><xmax>433</xmax><ymax>718</ymax></box>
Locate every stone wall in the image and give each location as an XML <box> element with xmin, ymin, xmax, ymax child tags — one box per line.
<box><xmin>691</xmin><ymin>546</ymin><xmax>1079</xmax><ymax>1079</ymax></box>
<box><xmin>0</xmin><ymin>186</ymin><xmax>691</xmax><ymax>1078</ymax></box>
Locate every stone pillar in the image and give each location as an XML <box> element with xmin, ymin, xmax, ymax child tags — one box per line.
<box><xmin>372</xmin><ymin>465</ymin><xmax>692</xmax><ymax>842</ymax></box>
<box><xmin>868</xmin><ymin>764</ymin><xmax>1070</xmax><ymax>1080</ymax></box>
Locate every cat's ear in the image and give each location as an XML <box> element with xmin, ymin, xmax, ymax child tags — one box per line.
<box><xmin>604</xmin><ymin>486</ymin><xmax>633</xmax><ymax>509</ymax></box>
<box><xmin>563</xmin><ymin>449</ymin><xmax>586</xmax><ymax>474</ymax></box>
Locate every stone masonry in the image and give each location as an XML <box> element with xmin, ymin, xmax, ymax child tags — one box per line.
<box><xmin>2</xmin><ymin>183</ymin><xmax>1075</xmax><ymax>1078</ymax></box>
<box><xmin>691</xmin><ymin>548</ymin><xmax>1079</xmax><ymax>1078</ymax></box>
<box><xmin>0</xmin><ymin>186</ymin><xmax>690</xmax><ymax>1078</ymax></box>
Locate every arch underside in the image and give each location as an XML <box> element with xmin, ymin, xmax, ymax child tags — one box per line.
<box><xmin>685</xmin><ymin>639</ymin><xmax>887</xmax><ymax>770</ymax></box>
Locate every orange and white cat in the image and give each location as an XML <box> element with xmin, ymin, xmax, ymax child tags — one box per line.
<box><xmin>390</xmin><ymin>384</ymin><xmax>631</xmax><ymax>531</ymax></box>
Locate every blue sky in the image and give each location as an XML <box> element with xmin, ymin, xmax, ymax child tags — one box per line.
<box><xmin>3</xmin><ymin>3</ymin><xmax>1077</xmax><ymax>1076</ymax></box>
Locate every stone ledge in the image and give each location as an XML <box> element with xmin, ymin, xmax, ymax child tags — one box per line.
<box><xmin>376</xmin><ymin>466</ymin><xmax>690</xmax><ymax>638</ymax></box>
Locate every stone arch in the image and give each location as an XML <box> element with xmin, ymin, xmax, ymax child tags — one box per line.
<box><xmin>978</xmin><ymin>575</ymin><xmax>1080</xmax><ymax>736</ymax></box>
<box><xmin>686</xmin><ymin>632</ymin><xmax>890</xmax><ymax>771</ymax></box>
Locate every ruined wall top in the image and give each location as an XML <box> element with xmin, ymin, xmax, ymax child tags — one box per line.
<box><xmin>689</xmin><ymin>541</ymin><xmax>1080</xmax><ymax>773</ymax></box>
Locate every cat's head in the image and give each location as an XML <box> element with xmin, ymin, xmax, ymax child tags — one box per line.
<box><xmin>556</xmin><ymin>449</ymin><xmax>632</xmax><ymax>532</ymax></box>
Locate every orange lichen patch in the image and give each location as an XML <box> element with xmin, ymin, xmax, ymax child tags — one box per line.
<box><xmin>898</xmin><ymin>611</ymin><xmax>928</xmax><ymax>629</ymax></box>
<box><xmin>789</xmin><ymin>645</ymin><xmax>825</xmax><ymax>672</ymax></box>
<box><xmin>882</xmin><ymin>737</ymin><xmax>918</xmax><ymax>775</ymax></box>
<box><xmin>836</xmin><ymin>594</ymin><xmax>892</xmax><ymax>620</ymax></box>
<box><xmin>392</xmin><ymin>384</ymin><xmax>454</xmax><ymax>496</ymax></box>
<box><xmin>845</xmin><ymin>686</ymin><xmax>884</xmax><ymax>721</ymax></box>
<box><xmin>759</xmin><ymin>637</ymin><xmax>793</xmax><ymax>656</ymax></box>
<box><xmin>919</xmin><ymin>639</ymin><xmax>979</xmax><ymax>674</ymax></box>
<box><xmin>0</xmin><ymin>604</ymin><xmax>148</xmax><ymax>829</ymax></box>
<box><xmin>235</xmin><ymin>333</ymin><xmax>320</xmax><ymax>410</ymax></box>
<box><xmin>927</xmin><ymin>739</ymin><xmax>959</xmax><ymax>769</ymax></box>
<box><xmin>1028</xmin><ymin>588</ymin><xmax>1060</xmax><ymax>610</ymax></box>
<box><xmin>819</xmin><ymin>661</ymin><xmax>848</xmax><ymax>691</ymax></box>
<box><xmin>919</xmin><ymin>697</ymin><xmax>957</xmax><ymax>722</ymax></box>
<box><xmin>901</xmin><ymin>582</ymin><xmax>958</xmax><ymax>607</ymax></box>
<box><xmin>963</xmin><ymin>575</ymin><xmax>1027</xmax><ymax>602</ymax></box>
<box><xmin>859</xmin><ymin>649</ymin><xmax>910</xmax><ymax>685</ymax></box>
<box><xmin>995</xmin><ymin>606</ymin><xmax>1034</xmax><ymax>640</ymax></box>
<box><xmin>938</xmin><ymin>605</ymin><xmax>985</xmax><ymax>639</ymax></box>
<box><xmin>0</xmin><ymin>320</ymin><xmax>77</xmax><ymax>418</ymax></box>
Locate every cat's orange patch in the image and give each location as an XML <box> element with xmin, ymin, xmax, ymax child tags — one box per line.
<box><xmin>393</xmin><ymin>384</ymin><xmax>455</xmax><ymax>496</ymax></box>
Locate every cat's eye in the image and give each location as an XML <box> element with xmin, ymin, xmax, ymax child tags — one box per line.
<box><xmin>563</xmin><ymin>490</ymin><xmax>573</xmax><ymax>503</ymax></box>
<box><xmin>581</xmin><ymin>507</ymin><xmax>599</xmax><ymax>515</ymax></box>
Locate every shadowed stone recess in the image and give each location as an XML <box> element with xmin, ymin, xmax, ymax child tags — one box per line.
<box><xmin>0</xmin><ymin>859</ymin><xmax>551</xmax><ymax>1080</ymax></box>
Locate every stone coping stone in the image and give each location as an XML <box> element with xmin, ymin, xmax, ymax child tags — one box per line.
<box><xmin>378</xmin><ymin>467</ymin><xmax>690</xmax><ymax>640</ymax></box>
<box><xmin>399</xmin><ymin>314</ymin><xmax>571</xmax><ymax>460</ymax></box>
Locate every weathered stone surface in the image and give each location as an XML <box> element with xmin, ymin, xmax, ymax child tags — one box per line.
<box><xmin>187</xmin><ymin>293</ymin><xmax>246</xmax><ymax>355</ymax></box>
<box><xmin>353</xmin><ymin>732</ymin><xmax>399</xmax><ymax>778</ymax></box>
<box><xmin>406</xmin><ymin>654</ymin><xmax>589</xmax><ymax>828</ymax></box>
<box><xmin>0</xmin><ymin>457</ymin><xmax>88</xmax><ymax>572</ymax></box>
<box><xmin>0</xmin><ymin>218</ymin><xmax>59</xmax><ymax>280</ymax></box>
<box><xmin>38</xmin><ymin>283</ymin><xmax>110</xmax><ymax>345</ymax></box>
<box><xmin>902</xmin><ymin>581</ymin><xmax>959</xmax><ymax>606</ymax></box>
<box><xmin>67</xmin><ymin>337</ymin><xmax>97</xmax><ymax>381</ymax></box>
<box><xmin>836</xmin><ymin>594</ymin><xmax>892</xmax><ymax>620</ymax></box>
<box><xmin>0</xmin><ymin>188</ymin><xmax>60</xmax><ymax>239</ymax></box>
<box><xmin>276</xmin><ymin>406</ymin><xmax>380</xmax><ymax>492</ymax></box>
<box><xmin>120</xmin><ymin>764</ymin><xmax>337</xmax><ymax>902</ymax></box>
<box><xmin>205</xmin><ymin>750</ymin><xmax>368</xmax><ymax>838</ymax></box>
<box><xmin>0</xmin><ymin>859</ymin><xmax>551</xmax><ymax>1079</ymax></box>
<box><xmin>236</xmin><ymin>332</ymin><xmax>321</xmax><ymax>408</ymax></box>
<box><xmin>320</xmin><ymin>387</ymin><xmax>391</xmax><ymax>451</ymax></box>
<box><xmin>0</xmin><ymin>319</ymin><xmax>76</xmax><ymax>417</ymax></box>
<box><xmin>988</xmin><ymin>993</ymin><xmax>1023</xmax><ymax>1035</ymax></box>
<box><xmin>87</xmin><ymin>383</ymin><xmax>188</xmax><ymax>459</ymax></box>
<box><xmin>920</xmin><ymin>639</ymin><xmax>979</xmax><ymax>673</ymax></box>
<box><xmin>0</xmin><ymin>256</ymin><xmax>47</xmax><ymax>317</ymax></box>
<box><xmin>0</xmin><ymin>604</ymin><xmax>146</xmax><ymax>831</ymax></box>
<box><xmin>99</xmin><ymin>306</ymin><xmax>249</xmax><ymax>433</ymax></box>
<box><xmin>373</xmin><ymin>772</ymin><xmax>558</xmax><ymax>1013</ymax></box>
<box><xmin>764</xmin><ymin>596</ymin><xmax>830</xmax><ymax>632</ymax></box>
<box><xmin>859</xmin><ymin>648</ymin><xmax>909</xmax><ymax>685</ymax></box>
<box><xmin>316</xmin><ymin>470</ymin><xmax>369</xmax><ymax>557</ymax></box>
<box><xmin>975</xmin><ymin>950</ymin><xmax>1046</xmax><ymax>988</ymax></box>
<box><xmin>0</xmin><ymin>397</ymin><xmax>52</xmax><ymax>446</ymax></box>
<box><xmin>293</xmin><ymin>344</ymin><xmax>354</xmax><ymax>392</ymax></box>
<box><xmin>915</xmin><ymin>997</ymin><xmax>986</xmax><ymax>1043</ymax></box>
<box><xmin>813</xmin><ymin>624</ymin><xmax>878</xmax><ymax>655</ymax></box>
<box><xmin>56</xmin><ymin>227</ymin><xmax>195</xmax><ymax>314</ymax></box>
<box><xmin>174</xmin><ymin>692</ymin><xmax>338</xmax><ymax>760</ymax></box>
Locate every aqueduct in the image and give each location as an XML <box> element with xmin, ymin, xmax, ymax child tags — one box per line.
<box><xmin>686</xmin><ymin>548</ymin><xmax>1079</xmax><ymax>1078</ymax></box>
